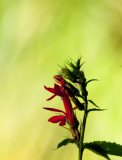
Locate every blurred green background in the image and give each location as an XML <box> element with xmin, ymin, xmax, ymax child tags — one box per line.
<box><xmin>0</xmin><ymin>0</ymin><xmax>122</xmax><ymax>160</ymax></box>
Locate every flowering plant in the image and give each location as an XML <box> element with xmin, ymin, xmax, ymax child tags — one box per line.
<box><xmin>44</xmin><ymin>58</ymin><xmax>122</xmax><ymax>160</ymax></box>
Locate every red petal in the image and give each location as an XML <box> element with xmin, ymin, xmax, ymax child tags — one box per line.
<box><xmin>43</xmin><ymin>107</ymin><xmax>66</xmax><ymax>115</ymax></box>
<box><xmin>48</xmin><ymin>115</ymin><xmax>66</xmax><ymax>123</ymax></box>
<box><xmin>62</xmin><ymin>96</ymin><xmax>74</xmax><ymax>126</ymax></box>
<box><xmin>46</xmin><ymin>95</ymin><xmax>56</xmax><ymax>101</ymax></box>
<box><xmin>54</xmin><ymin>84</ymin><xmax>64</xmax><ymax>97</ymax></box>
<box><xmin>73</xmin><ymin>106</ymin><xmax>78</xmax><ymax>110</ymax></box>
<box><xmin>59</xmin><ymin>119</ymin><xmax>66</xmax><ymax>126</ymax></box>
<box><xmin>44</xmin><ymin>84</ymin><xmax>64</xmax><ymax>97</ymax></box>
<box><xmin>44</xmin><ymin>86</ymin><xmax>55</xmax><ymax>94</ymax></box>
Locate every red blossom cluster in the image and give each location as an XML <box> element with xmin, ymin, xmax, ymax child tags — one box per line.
<box><xmin>44</xmin><ymin>75</ymin><xmax>79</xmax><ymax>139</ymax></box>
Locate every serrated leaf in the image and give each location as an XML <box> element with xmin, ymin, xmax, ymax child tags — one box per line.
<box><xmin>83</xmin><ymin>142</ymin><xmax>110</xmax><ymax>160</ymax></box>
<box><xmin>86</xmin><ymin>79</ymin><xmax>98</xmax><ymax>85</ymax></box>
<box><xmin>87</xmin><ymin>108</ymin><xmax>106</xmax><ymax>114</ymax></box>
<box><xmin>84</xmin><ymin>141</ymin><xmax>122</xmax><ymax>158</ymax></box>
<box><xmin>88</xmin><ymin>100</ymin><xmax>99</xmax><ymax>108</ymax></box>
<box><xmin>57</xmin><ymin>138</ymin><xmax>78</xmax><ymax>149</ymax></box>
<box><xmin>91</xmin><ymin>141</ymin><xmax>122</xmax><ymax>156</ymax></box>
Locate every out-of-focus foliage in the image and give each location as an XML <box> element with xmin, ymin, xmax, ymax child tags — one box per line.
<box><xmin>0</xmin><ymin>0</ymin><xmax>122</xmax><ymax>160</ymax></box>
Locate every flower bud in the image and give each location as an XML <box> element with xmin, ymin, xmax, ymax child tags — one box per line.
<box><xmin>61</xmin><ymin>68</ymin><xmax>75</xmax><ymax>82</ymax></box>
<box><xmin>61</xmin><ymin>69</ymin><xmax>69</xmax><ymax>76</ymax></box>
<box><xmin>53</xmin><ymin>75</ymin><xmax>65</xmax><ymax>86</ymax></box>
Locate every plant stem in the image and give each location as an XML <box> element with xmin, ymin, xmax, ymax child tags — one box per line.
<box><xmin>78</xmin><ymin>98</ymin><xmax>88</xmax><ymax>160</ymax></box>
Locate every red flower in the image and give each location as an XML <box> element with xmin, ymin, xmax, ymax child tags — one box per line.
<box><xmin>44</xmin><ymin>75</ymin><xmax>75</xmax><ymax>127</ymax></box>
<box><xmin>43</xmin><ymin>107</ymin><xmax>67</xmax><ymax>126</ymax></box>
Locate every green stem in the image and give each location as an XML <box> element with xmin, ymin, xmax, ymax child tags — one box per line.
<box><xmin>78</xmin><ymin>98</ymin><xmax>88</xmax><ymax>160</ymax></box>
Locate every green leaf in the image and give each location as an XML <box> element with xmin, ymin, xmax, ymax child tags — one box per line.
<box><xmin>83</xmin><ymin>142</ymin><xmax>110</xmax><ymax>160</ymax></box>
<box><xmin>57</xmin><ymin>138</ymin><xmax>78</xmax><ymax>149</ymax></box>
<box><xmin>84</xmin><ymin>141</ymin><xmax>122</xmax><ymax>158</ymax></box>
<box><xmin>92</xmin><ymin>141</ymin><xmax>122</xmax><ymax>156</ymax></box>
<box><xmin>88</xmin><ymin>100</ymin><xmax>100</xmax><ymax>108</ymax></box>
<box><xmin>87</xmin><ymin>108</ymin><xmax>106</xmax><ymax>114</ymax></box>
<box><xmin>86</xmin><ymin>79</ymin><xmax>98</xmax><ymax>85</ymax></box>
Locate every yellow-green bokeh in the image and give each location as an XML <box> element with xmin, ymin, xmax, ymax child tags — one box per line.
<box><xmin>0</xmin><ymin>0</ymin><xmax>122</xmax><ymax>160</ymax></box>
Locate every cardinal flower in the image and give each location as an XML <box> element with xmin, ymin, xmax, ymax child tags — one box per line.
<box><xmin>44</xmin><ymin>75</ymin><xmax>75</xmax><ymax>127</ymax></box>
<box><xmin>43</xmin><ymin>107</ymin><xmax>67</xmax><ymax>126</ymax></box>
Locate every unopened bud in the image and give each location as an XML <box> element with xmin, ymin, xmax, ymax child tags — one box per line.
<box><xmin>61</xmin><ymin>69</ymin><xmax>68</xmax><ymax>75</ymax></box>
<box><xmin>53</xmin><ymin>75</ymin><xmax>65</xmax><ymax>86</ymax></box>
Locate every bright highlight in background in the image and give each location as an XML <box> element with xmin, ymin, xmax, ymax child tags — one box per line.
<box><xmin>0</xmin><ymin>0</ymin><xmax>122</xmax><ymax>160</ymax></box>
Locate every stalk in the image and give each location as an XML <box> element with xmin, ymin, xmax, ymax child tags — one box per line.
<box><xmin>78</xmin><ymin>84</ymin><xmax>88</xmax><ymax>160</ymax></box>
<box><xmin>78</xmin><ymin>103</ymin><xmax>88</xmax><ymax>160</ymax></box>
